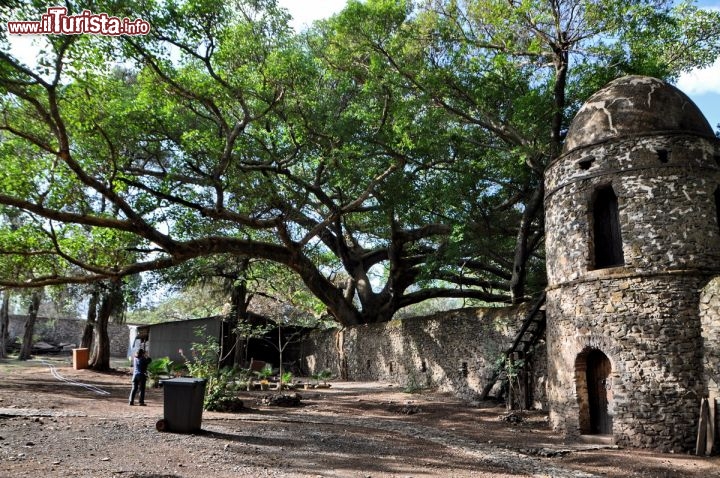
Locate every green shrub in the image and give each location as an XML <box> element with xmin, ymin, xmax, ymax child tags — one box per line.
<box><xmin>254</xmin><ymin>364</ymin><xmax>273</xmax><ymax>380</ymax></box>
<box><xmin>203</xmin><ymin>367</ymin><xmax>245</xmax><ymax>411</ymax></box>
<box><xmin>181</xmin><ymin>330</ymin><xmax>245</xmax><ymax>411</ymax></box>
<box><xmin>148</xmin><ymin>357</ymin><xmax>173</xmax><ymax>376</ymax></box>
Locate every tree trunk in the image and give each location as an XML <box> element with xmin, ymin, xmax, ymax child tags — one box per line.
<box><xmin>18</xmin><ymin>290</ymin><xmax>42</xmax><ymax>361</ymax></box>
<box><xmin>216</xmin><ymin>257</ymin><xmax>252</xmax><ymax>368</ymax></box>
<box><xmin>291</xmin><ymin>251</ymin><xmax>362</xmax><ymax>326</ymax></box>
<box><xmin>81</xmin><ymin>289</ymin><xmax>98</xmax><ymax>349</ymax></box>
<box><xmin>89</xmin><ymin>280</ymin><xmax>125</xmax><ymax>371</ymax></box>
<box><xmin>89</xmin><ymin>290</ymin><xmax>112</xmax><ymax>371</ymax></box>
<box><xmin>0</xmin><ymin>290</ymin><xmax>10</xmax><ymax>358</ymax></box>
<box><xmin>231</xmin><ymin>279</ymin><xmax>250</xmax><ymax>367</ymax></box>
<box><xmin>550</xmin><ymin>34</ymin><xmax>569</xmax><ymax>160</ymax></box>
<box><xmin>277</xmin><ymin>326</ymin><xmax>283</xmax><ymax>381</ymax></box>
<box><xmin>509</xmin><ymin>181</ymin><xmax>545</xmax><ymax>304</ymax></box>
<box><xmin>509</xmin><ymin>34</ymin><xmax>567</xmax><ymax>304</ymax></box>
<box><xmin>335</xmin><ymin>329</ymin><xmax>348</xmax><ymax>380</ymax></box>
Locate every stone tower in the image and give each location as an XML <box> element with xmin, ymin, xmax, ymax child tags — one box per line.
<box><xmin>544</xmin><ymin>75</ymin><xmax>720</xmax><ymax>451</ymax></box>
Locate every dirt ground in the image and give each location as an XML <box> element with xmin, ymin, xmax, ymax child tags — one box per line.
<box><xmin>1</xmin><ymin>355</ymin><xmax>719</xmax><ymax>478</ymax></box>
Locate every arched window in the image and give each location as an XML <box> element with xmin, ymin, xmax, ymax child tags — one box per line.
<box><xmin>592</xmin><ymin>186</ymin><xmax>624</xmax><ymax>269</ymax></box>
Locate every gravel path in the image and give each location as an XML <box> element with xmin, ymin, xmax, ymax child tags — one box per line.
<box><xmin>204</xmin><ymin>412</ymin><xmax>601</xmax><ymax>478</ymax></box>
<box><xmin>1</xmin><ymin>357</ymin><xmax>719</xmax><ymax>478</ymax></box>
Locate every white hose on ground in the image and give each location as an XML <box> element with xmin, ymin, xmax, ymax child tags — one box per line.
<box><xmin>35</xmin><ymin>359</ymin><xmax>111</xmax><ymax>396</ymax></box>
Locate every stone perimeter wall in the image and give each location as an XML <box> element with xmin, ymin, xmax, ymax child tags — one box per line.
<box><xmin>7</xmin><ymin>315</ymin><xmax>129</xmax><ymax>357</ymax></box>
<box><xmin>301</xmin><ymin>304</ymin><xmax>548</xmax><ymax>407</ymax></box>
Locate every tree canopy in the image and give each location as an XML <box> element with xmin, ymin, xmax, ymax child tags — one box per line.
<box><xmin>1</xmin><ymin>0</ymin><xmax>719</xmax><ymax>326</ymax></box>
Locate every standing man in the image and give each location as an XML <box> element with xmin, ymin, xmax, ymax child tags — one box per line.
<box><xmin>129</xmin><ymin>349</ymin><xmax>152</xmax><ymax>406</ymax></box>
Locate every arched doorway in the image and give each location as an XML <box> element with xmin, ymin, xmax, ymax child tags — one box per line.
<box><xmin>586</xmin><ymin>350</ymin><xmax>612</xmax><ymax>434</ymax></box>
<box><xmin>576</xmin><ymin>348</ymin><xmax>613</xmax><ymax>435</ymax></box>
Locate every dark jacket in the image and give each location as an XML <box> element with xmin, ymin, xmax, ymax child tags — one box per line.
<box><xmin>133</xmin><ymin>356</ymin><xmax>152</xmax><ymax>378</ymax></box>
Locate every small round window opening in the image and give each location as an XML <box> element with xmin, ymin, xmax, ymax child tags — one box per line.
<box><xmin>578</xmin><ymin>157</ymin><xmax>595</xmax><ymax>170</ymax></box>
<box><xmin>460</xmin><ymin>362</ymin><xmax>469</xmax><ymax>378</ymax></box>
<box><xmin>657</xmin><ymin>149</ymin><xmax>670</xmax><ymax>163</ymax></box>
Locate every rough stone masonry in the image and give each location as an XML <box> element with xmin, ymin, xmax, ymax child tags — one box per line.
<box><xmin>544</xmin><ymin>75</ymin><xmax>720</xmax><ymax>451</ymax></box>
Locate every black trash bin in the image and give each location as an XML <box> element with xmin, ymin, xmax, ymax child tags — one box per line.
<box><xmin>157</xmin><ymin>378</ymin><xmax>207</xmax><ymax>433</ymax></box>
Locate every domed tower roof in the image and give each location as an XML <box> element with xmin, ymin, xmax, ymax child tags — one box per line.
<box><xmin>563</xmin><ymin>75</ymin><xmax>714</xmax><ymax>153</ymax></box>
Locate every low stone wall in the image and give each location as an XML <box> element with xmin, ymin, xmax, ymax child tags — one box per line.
<box><xmin>7</xmin><ymin>315</ymin><xmax>129</xmax><ymax>357</ymax></box>
<box><xmin>301</xmin><ymin>305</ymin><xmax>547</xmax><ymax>406</ymax></box>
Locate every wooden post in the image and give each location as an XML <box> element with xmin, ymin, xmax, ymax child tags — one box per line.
<box><xmin>709</xmin><ymin>394</ymin><xmax>717</xmax><ymax>455</ymax></box>
<box><xmin>696</xmin><ymin>398</ymin><xmax>711</xmax><ymax>456</ymax></box>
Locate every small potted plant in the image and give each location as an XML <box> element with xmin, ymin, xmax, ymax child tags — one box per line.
<box><xmin>254</xmin><ymin>364</ymin><xmax>273</xmax><ymax>391</ymax></box>
<box><xmin>310</xmin><ymin>369</ymin><xmax>333</xmax><ymax>388</ymax></box>
<box><xmin>281</xmin><ymin>371</ymin><xmax>294</xmax><ymax>390</ymax></box>
<box><xmin>318</xmin><ymin>369</ymin><xmax>333</xmax><ymax>388</ymax></box>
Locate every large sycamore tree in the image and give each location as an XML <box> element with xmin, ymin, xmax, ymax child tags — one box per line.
<box><xmin>0</xmin><ymin>0</ymin><xmax>718</xmax><ymax>334</ymax></box>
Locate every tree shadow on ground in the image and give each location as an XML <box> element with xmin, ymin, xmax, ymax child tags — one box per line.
<box><xmin>124</xmin><ymin>475</ymin><xmax>181</xmax><ymax>478</ymax></box>
<box><xmin>193</xmin><ymin>418</ymin><xmax>527</xmax><ymax>477</ymax></box>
